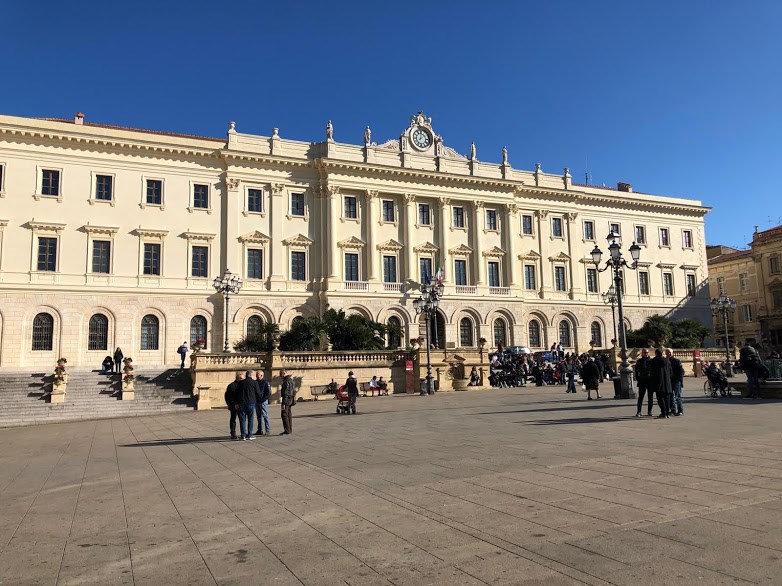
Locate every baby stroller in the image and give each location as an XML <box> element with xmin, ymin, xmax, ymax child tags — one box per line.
<box><xmin>335</xmin><ymin>385</ymin><xmax>351</xmax><ymax>414</ymax></box>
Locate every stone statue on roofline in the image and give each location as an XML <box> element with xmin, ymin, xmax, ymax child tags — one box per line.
<box><xmin>364</xmin><ymin>126</ymin><xmax>371</xmax><ymax>145</ymax></box>
<box><xmin>326</xmin><ymin>120</ymin><xmax>334</xmax><ymax>141</ymax></box>
<box><xmin>502</xmin><ymin>146</ymin><xmax>508</xmax><ymax>165</ymax></box>
<box><xmin>470</xmin><ymin>141</ymin><xmax>477</xmax><ymax>161</ymax></box>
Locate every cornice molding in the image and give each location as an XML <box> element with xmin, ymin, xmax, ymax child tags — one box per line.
<box><xmin>448</xmin><ymin>243</ymin><xmax>474</xmax><ymax>255</ymax></box>
<box><xmin>26</xmin><ymin>220</ymin><xmax>66</xmax><ymax>232</ymax></box>
<box><xmin>282</xmin><ymin>233</ymin><xmax>314</xmax><ymax>247</ymax></box>
<box><xmin>238</xmin><ymin>230</ymin><xmax>270</xmax><ymax>244</ymax></box>
<box><xmin>482</xmin><ymin>246</ymin><xmax>506</xmax><ymax>258</ymax></box>
<box><xmin>182</xmin><ymin>231</ymin><xmax>217</xmax><ymax>242</ymax></box>
<box><xmin>337</xmin><ymin>236</ymin><xmax>366</xmax><ymax>250</ymax></box>
<box><xmin>133</xmin><ymin>228</ymin><xmax>169</xmax><ymax>239</ymax></box>
<box><xmin>81</xmin><ymin>224</ymin><xmax>120</xmax><ymax>236</ymax></box>
<box><xmin>377</xmin><ymin>238</ymin><xmax>404</xmax><ymax>252</ymax></box>
<box><xmin>413</xmin><ymin>241</ymin><xmax>440</xmax><ymax>254</ymax></box>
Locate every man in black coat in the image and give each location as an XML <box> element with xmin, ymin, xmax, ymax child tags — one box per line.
<box><xmin>666</xmin><ymin>349</ymin><xmax>685</xmax><ymax>416</ymax></box>
<box><xmin>224</xmin><ymin>372</ymin><xmax>243</xmax><ymax>440</ymax></box>
<box><xmin>634</xmin><ymin>349</ymin><xmax>653</xmax><ymax>417</ymax></box>
<box><xmin>254</xmin><ymin>370</ymin><xmax>272</xmax><ymax>435</ymax></box>
<box><xmin>650</xmin><ymin>348</ymin><xmax>673</xmax><ymax>419</ymax></box>
<box><xmin>235</xmin><ymin>369</ymin><xmax>259</xmax><ymax>440</ymax></box>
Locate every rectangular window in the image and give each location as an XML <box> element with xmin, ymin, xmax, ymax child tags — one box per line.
<box><xmin>193</xmin><ymin>184</ymin><xmax>209</xmax><ymax>209</ymax></box>
<box><xmin>382</xmin><ymin>200</ymin><xmax>395</xmax><ymax>222</ymax></box>
<box><xmin>247</xmin><ymin>249</ymin><xmax>263</xmax><ymax>279</ymax></box>
<box><xmin>610</xmin><ymin>222</ymin><xmax>621</xmax><ymax>237</ymax></box>
<box><xmin>663</xmin><ymin>272</ymin><xmax>674</xmax><ymax>296</ymax></box>
<box><xmin>453</xmin><ymin>206</ymin><xmax>465</xmax><ymax>228</ymax></box>
<box><xmin>344</xmin><ymin>196</ymin><xmax>357</xmax><ymax>219</ymax></box>
<box><xmin>37</xmin><ymin>237</ymin><xmax>57</xmax><ymax>271</ymax></box>
<box><xmin>554</xmin><ymin>266</ymin><xmax>566</xmax><ymax>291</ymax></box>
<box><xmin>635</xmin><ymin>225</ymin><xmax>646</xmax><ymax>245</ymax></box>
<box><xmin>92</xmin><ymin>240</ymin><xmax>111</xmax><ymax>274</ymax></box>
<box><xmin>524</xmin><ymin>265</ymin><xmax>536</xmax><ymax>290</ymax></box>
<box><xmin>143</xmin><ymin>243</ymin><xmax>161</xmax><ymax>275</ymax></box>
<box><xmin>716</xmin><ymin>276</ymin><xmax>725</xmax><ymax>293</ymax></box>
<box><xmin>146</xmin><ymin>179</ymin><xmax>162</xmax><ymax>205</ymax></box>
<box><xmin>687</xmin><ymin>273</ymin><xmax>697</xmax><ymax>296</ymax></box>
<box><xmin>454</xmin><ymin>259</ymin><xmax>467</xmax><ymax>286</ymax></box>
<box><xmin>486</xmin><ymin>209</ymin><xmax>498</xmax><ymax>231</ymax></box>
<box><xmin>586</xmin><ymin>268</ymin><xmax>598</xmax><ymax>293</ymax></box>
<box><xmin>191</xmin><ymin>245</ymin><xmax>208</xmax><ymax>277</ymax></box>
<box><xmin>418</xmin><ymin>203</ymin><xmax>431</xmax><ymax>225</ymax></box>
<box><xmin>0</xmin><ymin>164</ymin><xmax>4</xmax><ymax>192</ymax></box>
<box><xmin>291</xmin><ymin>193</ymin><xmax>305</xmax><ymax>216</ymax></box>
<box><xmin>344</xmin><ymin>253</ymin><xmax>359</xmax><ymax>281</ymax></box>
<box><xmin>583</xmin><ymin>220</ymin><xmax>594</xmax><ymax>240</ymax></box>
<box><xmin>95</xmin><ymin>174</ymin><xmax>113</xmax><ymax>201</ymax></box>
<box><xmin>660</xmin><ymin>227</ymin><xmax>670</xmax><ymax>247</ymax></box>
<box><xmin>419</xmin><ymin>257</ymin><xmax>432</xmax><ymax>283</ymax></box>
<box><xmin>639</xmin><ymin>271</ymin><xmax>650</xmax><ymax>295</ymax></box>
<box><xmin>522</xmin><ymin>214</ymin><xmax>533</xmax><ymax>235</ymax></box>
<box><xmin>773</xmin><ymin>290</ymin><xmax>782</xmax><ymax>309</ymax></box>
<box><xmin>291</xmin><ymin>251</ymin><xmax>306</xmax><ymax>280</ymax></box>
<box><xmin>770</xmin><ymin>256</ymin><xmax>780</xmax><ymax>275</ymax></box>
<box><xmin>552</xmin><ymin>217</ymin><xmax>563</xmax><ymax>238</ymax></box>
<box><xmin>683</xmin><ymin>230</ymin><xmax>693</xmax><ymax>249</ymax></box>
<box><xmin>382</xmin><ymin>255</ymin><xmax>397</xmax><ymax>283</ymax></box>
<box><xmin>741</xmin><ymin>304</ymin><xmax>753</xmax><ymax>322</ymax></box>
<box><xmin>739</xmin><ymin>272</ymin><xmax>748</xmax><ymax>291</ymax></box>
<box><xmin>488</xmin><ymin>261</ymin><xmax>500</xmax><ymax>287</ymax></box>
<box><xmin>41</xmin><ymin>169</ymin><xmax>60</xmax><ymax>196</ymax></box>
<box><xmin>247</xmin><ymin>188</ymin><xmax>263</xmax><ymax>213</ymax></box>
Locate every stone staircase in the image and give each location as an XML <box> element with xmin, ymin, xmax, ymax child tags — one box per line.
<box><xmin>0</xmin><ymin>368</ymin><xmax>196</xmax><ymax>428</ymax></box>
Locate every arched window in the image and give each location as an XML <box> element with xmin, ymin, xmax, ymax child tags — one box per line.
<box><xmin>459</xmin><ymin>317</ymin><xmax>474</xmax><ymax>347</ymax></box>
<box><xmin>528</xmin><ymin>320</ymin><xmax>541</xmax><ymax>348</ymax></box>
<box><xmin>140</xmin><ymin>315</ymin><xmax>159</xmax><ymax>350</ymax></box>
<box><xmin>590</xmin><ymin>321</ymin><xmax>602</xmax><ymax>347</ymax></box>
<box><xmin>559</xmin><ymin>320</ymin><xmax>572</xmax><ymax>348</ymax></box>
<box><xmin>190</xmin><ymin>316</ymin><xmax>207</xmax><ymax>348</ymax></box>
<box><xmin>387</xmin><ymin>316</ymin><xmax>402</xmax><ymax>348</ymax></box>
<box><xmin>246</xmin><ymin>315</ymin><xmax>263</xmax><ymax>337</ymax></box>
<box><xmin>32</xmin><ymin>312</ymin><xmax>54</xmax><ymax>351</ymax></box>
<box><xmin>493</xmin><ymin>318</ymin><xmax>508</xmax><ymax>348</ymax></box>
<box><xmin>88</xmin><ymin>313</ymin><xmax>109</xmax><ymax>351</ymax></box>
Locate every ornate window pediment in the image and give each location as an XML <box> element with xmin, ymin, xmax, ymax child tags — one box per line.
<box><xmin>680</xmin><ymin>264</ymin><xmax>699</xmax><ymax>270</ymax></box>
<box><xmin>238</xmin><ymin>230</ymin><xmax>270</xmax><ymax>244</ymax></box>
<box><xmin>133</xmin><ymin>228</ymin><xmax>169</xmax><ymax>239</ymax></box>
<box><xmin>448</xmin><ymin>243</ymin><xmax>473</xmax><ymax>255</ymax></box>
<box><xmin>548</xmin><ymin>252</ymin><xmax>570</xmax><ymax>262</ymax></box>
<box><xmin>518</xmin><ymin>249</ymin><xmax>541</xmax><ymax>260</ymax></box>
<box><xmin>657</xmin><ymin>262</ymin><xmax>676</xmax><ymax>269</ymax></box>
<box><xmin>282</xmin><ymin>233</ymin><xmax>314</xmax><ymax>247</ymax></box>
<box><xmin>81</xmin><ymin>224</ymin><xmax>119</xmax><ymax>236</ymax></box>
<box><xmin>338</xmin><ymin>236</ymin><xmax>366</xmax><ymax>250</ymax></box>
<box><xmin>182</xmin><ymin>231</ymin><xmax>216</xmax><ymax>242</ymax></box>
<box><xmin>482</xmin><ymin>246</ymin><xmax>506</xmax><ymax>258</ymax></box>
<box><xmin>27</xmin><ymin>221</ymin><xmax>66</xmax><ymax>233</ymax></box>
<box><xmin>377</xmin><ymin>238</ymin><xmax>404</xmax><ymax>252</ymax></box>
<box><xmin>414</xmin><ymin>241</ymin><xmax>440</xmax><ymax>254</ymax></box>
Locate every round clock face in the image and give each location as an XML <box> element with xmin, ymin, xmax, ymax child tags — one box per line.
<box><xmin>411</xmin><ymin>128</ymin><xmax>431</xmax><ymax>150</ymax></box>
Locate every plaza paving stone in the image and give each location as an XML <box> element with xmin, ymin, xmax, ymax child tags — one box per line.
<box><xmin>1</xmin><ymin>379</ymin><xmax>781</xmax><ymax>585</ymax></box>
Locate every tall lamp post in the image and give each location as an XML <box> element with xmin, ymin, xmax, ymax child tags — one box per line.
<box><xmin>602</xmin><ymin>284</ymin><xmax>618</xmax><ymax>348</ymax></box>
<box><xmin>213</xmin><ymin>269</ymin><xmax>243</xmax><ymax>353</ymax></box>
<box><xmin>591</xmin><ymin>231</ymin><xmax>641</xmax><ymax>399</ymax></box>
<box><xmin>710</xmin><ymin>293</ymin><xmax>736</xmax><ymax>376</ymax></box>
<box><xmin>412</xmin><ymin>281</ymin><xmax>444</xmax><ymax>395</ymax></box>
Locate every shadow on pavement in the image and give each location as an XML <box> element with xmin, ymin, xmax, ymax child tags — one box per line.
<box><xmin>524</xmin><ymin>416</ymin><xmax>637</xmax><ymax>425</ymax></box>
<box><xmin>121</xmin><ymin>436</ymin><xmax>233</xmax><ymax>447</ymax></box>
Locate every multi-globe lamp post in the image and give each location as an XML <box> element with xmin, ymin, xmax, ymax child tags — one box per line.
<box><xmin>412</xmin><ymin>281</ymin><xmax>444</xmax><ymax>395</ymax></box>
<box><xmin>212</xmin><ymin>269</ymin><xmax>243</xmax><ymax>352</ymax></box>
<box><xmin>710</xmin><ymin>292</ymin><xmax>737</xmax><ymax>376</ymax></box>
<box><xmin>591</xmin><ymin>231</ymin><xmax>641</xmax><ymax>399</ymax></box>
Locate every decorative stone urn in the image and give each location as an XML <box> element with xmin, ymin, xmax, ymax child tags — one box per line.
<box><xmin>122</xmin><ymin>357</ymin><xmax>135</xmax><ymax>400</ymax></box>
<box><xmin>50</xmin><ymin>358</ymin><xmax>68</xmax><ymax>403</ymax></box>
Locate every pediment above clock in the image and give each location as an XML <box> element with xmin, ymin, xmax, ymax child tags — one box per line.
<box><xmin>374</xmin><ymin>111</ymin><xmax>466</xmax><ymax>159</ymax></box>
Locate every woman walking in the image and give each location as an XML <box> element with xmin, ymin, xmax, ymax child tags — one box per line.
<box><xmin>582</xmin><ymin>357</ymin><xmax>602</xmax><ymax>400</ymax></box>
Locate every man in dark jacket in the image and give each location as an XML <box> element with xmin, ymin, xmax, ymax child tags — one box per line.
<box><xmin>235</xmin><ymin>369</ymin><xmax>259</xmax><ymax>440</ymax></box>
<box><xmin>279</xmin><ymin>369</ymin><xmax>297</xmax><ymax>435</ymax></box>
<box><xmin>740</xmin><ymin>344</ymin><xmax>762</xmax><ymax>399</ymax></box>
<box><xmin>254</xmin><ymin>370</ymin><xmax>272</xmax><ymax>435</ymax></box>
<box><xmin>224</xmin><ymin>372</ymin><xmax>243</xmax><ymax>439</ymax></box>
<box><xmin>345</xmin><ymin>371</ymin><xmax>359</xmax><ymax>414</ymax></box>
<box><xmin>634</xmin><ymin>349</ymin><xmax>653</xmax><ymax>417</ymax></box>
<box><xmin>666</xmin><ymin>349</ymin><xmax>685</xmax><ymax>415</ymax></box>
<box><xmin>650</xmin><ymin>349</ymin><xmax>673</xmax><ymax>418</ymax></box>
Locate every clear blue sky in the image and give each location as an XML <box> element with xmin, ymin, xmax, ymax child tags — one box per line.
<box><xmin>3</xmin><ymin>0</ymin><xmax>779</xmax><ymax>249</ymax></box>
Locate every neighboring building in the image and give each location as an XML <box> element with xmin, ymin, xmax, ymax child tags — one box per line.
<box><xmin>708</xmin><ymin>225</ymin><xmax>782</xmax><ymax>348</ymax></box>
<box><xmin>0</xmin><ymin>112</ymin><xmax>711</xmax><ymax>369</ymax></box>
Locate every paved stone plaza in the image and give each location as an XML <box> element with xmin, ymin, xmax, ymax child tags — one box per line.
<box><xmin>1</xmin><ymin>379</ymin><xmax>781</xmax><ymax>585</ymax></box>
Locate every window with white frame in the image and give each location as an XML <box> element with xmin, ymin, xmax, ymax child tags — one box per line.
<box><xmin>488</xmin><ymin>261</ymin><xmax>500</xmax><ymax>287</ymax></box>
<box><xmin>639</xmin><ymin>271</ymin><xmax>650</xmax><ymax>295</ymax></box>
<box><xmin>682</xmin><ymin>229</ymin><xmax>693</xmax><ymax>249</ymax></box>
<box><xmin>247</xmin><ymin>188</ymin><xmax>263</xmax><ymax>213</ymax></box>
<box><xmin>419</xmin><ymin>257</ymin><xmax>432</xmax><ymax>283</ymax></box>
<box><xmin>716</xmin><ymin>275</ymin><xmax>725</xmax><ymax>293</ymax></box>
<box><xmin>0</xmin><ymin>163</ymin><xmax>5</xmax><ymax>194</ymax></box>
<box><xmin>382</xmin><ymin>200</ymin><xmax>395</xmax><ymax>222</ymax></box>
<box><xmin>486</xmin><ymin>209</ymin><xmax>498</xmax><ymax>231</ymax></box>
<box><xmin>554</xmin><ymin>266</ymin><xmax>567</xmax><ymax>291</ymax></box>
<box><xmin>37</xmin><ymin>237</ymin><xmax>58</xmax><ymax>272</ymax></box>
<box><xmin>583</xmin><ymin>220</ymin><xmax>595</xmax><ymax>240</ymax></box>
<box><xmin>382</xmin><ymin>255</ymin><xmax>397</xmax><ymax>283</ymax></box>
<box><xmin>454</xmin><ymin>259</ymin><xmax>467</xmax><ymax>286</ymax></box>
<box><xmin>663</xmin><ymin>272</ymin><xmax>674</xmax><ymax>296</ymax></box>
<box><xmin>739</xmin><ymin>272</ymin><xmax>748</xmax><ymax>291</ymax></box>
<box><xmin>191</xmin><ymin>245</ymin><xmax>208</xmax><ymax>278</ymax></box>
<box><xmin>192</xmin><ymin>184</ymin><xmax>209</xmax><ymax>210</ymax></box>
<box><xmin>453</xmin><ymin>206</ymin><xmax>465</xmax><ymax>228</ymax></box>
<box><xmin>291</xmin><ymin>251</ymin><xmax>306</xmax><ymax>281</ymax></box>
<box><xmin>344</xmin><ymin>253</ymin><xmax>359</xmax><ymax>281</ymax></box>
<box><xmin>552</xmin><ymin>217</ymin><xmax>563</xmax><ymax>238</ymax></box>
<box><xmin>40</xmin><ymin>168</ymin><xmax>61</xmax><ymax>197</ymax></box>
<box><xmin>143</xmin><ymin>243</ymin><xmax>161</xmax><ymax>275</ymax></box>
<box><xmin>247</xmin><ymin>249</ymin><xmax>263</xmax><ymax>279</ymax></box>
<box><xmin>344</xmin><ymin>195</ymin><xmax>357</xmax><ymax>219</ymax></box>
<box><xmin>94</xmin><ymin>174</ymin><xmax>114</xmax><ymax>202</ymax></box>
<box><xmin>418</xmin><ymin>203</ymin><xmax>431</xmax><ymax>225</ymax></box>
<box><xmin>609</xmin><ymin>222</ymin><xmax>621</xmax><ymax>238</ymax></box>
<box><xmin>586</xmin><ymin>268</ymin><xmax>598</xmax><ymax>293</ymax></box>
<box><xmin>635</xmin><ymin>225</ymin><xmax>646</xmax><ymax>245</ymax></box>
<box><xmin>770</xmin><ymin>256</ymin><xmax>780</xmax><ymax>275</ymax></box>
<box><xmin>145</xmin><ymin>178</ymin><xmax>163</xmax><ymax>206</ymax></box>
<box><xmin>524</xmin><ymin>264</ymin><xmax>536</xmax><ymax>290</ymax></box>
<box><xmin>659</xmin><ymin>227</ymin><xmax>670</xmax><ymax>247</ymax></box>
<box><xmin>741</xmin><ymin>304</ymin><xmax>753</xmax><ymax>322</ymax></box>
<box><xmin>290</xmin><ymin>193</ymin><xmax>305</xmax><ymax>217</ymax></box>
<box><xmin>522</xmin><ymin>214</ymin><xmax>533</xmax><ymax>235</ymax></box>
<box><xmin>92</xmin><ymin>240</ymin><xmax>111</xmax><ymax>274</ymax></box>
<box><xmin>686</xmin><ymin>273</ymin><xmax>697</xmax><ymax>296</ymax></box>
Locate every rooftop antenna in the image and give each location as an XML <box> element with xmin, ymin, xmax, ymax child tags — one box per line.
<box><xmin>584</xmin><ymin>155</ymin><xmax>590</xmax><ymax>185</ymax></box>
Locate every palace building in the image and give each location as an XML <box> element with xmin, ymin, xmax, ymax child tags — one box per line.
<box><xmin>0</xmin><ymin>111</ymin><xmax>711</xmax><ymax>370</ymax></box>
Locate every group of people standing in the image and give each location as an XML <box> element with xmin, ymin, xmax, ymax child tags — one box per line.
<box><xmin>634</xmin><ymin>348</ymin><xmax>685</xmax><ymax>418</ymax></box>
<box><xmin>224</xmin><ymin>369</ymin><xmax>297</xmax><ymax>440</ymax></box>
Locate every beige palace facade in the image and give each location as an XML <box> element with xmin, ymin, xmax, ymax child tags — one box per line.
<box><xmin>0</xmin><ymin>112</ymin><xmax>711</xmax><ymax>370</ymax></box>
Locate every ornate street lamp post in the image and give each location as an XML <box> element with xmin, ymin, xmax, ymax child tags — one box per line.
<box><xmin>212</xmin><ymin>269</ymin><xmax>243</xmax><ymax>352</ymax></box>
<box><xmin>591</xmin><ymin>231</ymin><xmax>641</xmax><ymax>399</ymax></box>
<box><xmin>602</xmin><ymin>284</ymin><xmax>618</xmax><ymax>348</ymax></box>
<box><xmin>413</xmin><ymin>281</ymin><xmax>444</xmax><ymax>395</ymax></box>
<box><xmin>710</xmin><ymin>292</ymin><xmax>737</xmax><ymax>376</ymax></box>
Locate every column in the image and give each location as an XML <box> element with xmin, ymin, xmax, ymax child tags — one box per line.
<box><xmin>505</xmin><ymin>203</ymin><xmax>519</xmax><ymax>288</ymax></box>
<box><xmin>327</xmin><ymin>186</ymin><xmax>340</xmax><ymax>283</ymax></box>
<box><xmin>472</xmin><ymin>201</ymin><xmax>485</xmax><ymax>285</ymax></box>
<box><xmin>366</xmin><ymin>190</ymin><xmax>379</xmax><ymax>282</ymax></box>
<box><xmin>404</xmin><ymin>194</ymin><xmax>416</xmax><ymax>281</ymax></box>
<box><xmin>565</xmin><ymin>212</ymin><xmax>580</xmax><ymax>299</ymax></box>
<box><xmin>223</xmin><ymin>175</ymin><xmax>241</xmax><ymax>277</ymax></box>
<box><xmin>269</xmin><ymin>183</ymin><xmax>285</xmax><ymax>284</ymax></box>
<box><xmin>536</xmin><ymin>209</ymin><xmax>549</xmax><ymax>294</ymax></box>
<box><xmin>439</xmin><ymin>197</ymin><xmax>450</xmax><ymax>283</ymax></box>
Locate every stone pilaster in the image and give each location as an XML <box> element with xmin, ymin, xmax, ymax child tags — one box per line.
<box><xmin>472</xmin><ymin>201</ymin><xmax>485</xmax><ymax>285</ymax></box>
<box><xmin>404</xmin><ymin>194</ymin><xmax>416</xmax><ymax>281</ymax></box>
<box><xmin>438</xmin><ymin>197</ymin><xmax>450</xmax><ymax>283</ymax></box>
<box><xmin>366</xmin><ymin>190</ymin><xmax>379</xmax><ymax>282</ymax></box>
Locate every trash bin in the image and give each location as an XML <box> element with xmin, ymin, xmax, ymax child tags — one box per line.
<box><xmin>612</xmin><ymin>376</ymin><xmax>622</xmax><ymax>396</ymax></box>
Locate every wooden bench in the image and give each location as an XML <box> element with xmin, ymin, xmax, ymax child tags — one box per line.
<box><xmin>309</xmin><ymin>384</ymin><xmax>333</xmax><ymax>400</ymax></box>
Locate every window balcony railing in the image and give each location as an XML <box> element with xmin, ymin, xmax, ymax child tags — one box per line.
<box><xmin>383</xmin><ymin>282</ymin><xmax>403</xmax><ymax>292</ymax></box>
<box><xmin>488</xmin><ymin>286</ymin><xmax>511</xmax><ymax>296</ymax></box>
<box><xmin>344</xmin><ymin>281</ymin><xmax>369</xmax><ymax>291</ymax></box>
<box><xmin>455</xmin><ymin>285</ymin><xmax>477</xmax><ymax>295</ymax></box>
